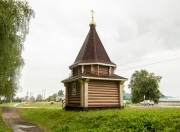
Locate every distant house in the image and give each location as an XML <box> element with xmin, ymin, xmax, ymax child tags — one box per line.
<box><xmin>123</xmin><ymin>93</ymin><xmax>132</xmax><ymax>101</ymax></box>
<box><xmin>159</xmin><ymin>98</ymin><xmax>180</xmax><ymax>104</ymax></box>
<box><xmin>62</xmin><ymin>14</ymin><xmax>127</xmax><ymax>110</ymax></box>
<box><xmin>56</xmin><ymin>95</ymin><xmax>65</xmax><ymax>102</ymax></box>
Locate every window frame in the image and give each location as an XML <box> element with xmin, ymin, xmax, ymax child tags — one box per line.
<box><xmin>72</xmin><ymin>82</ymin><xmax>77</xmax><ymax>95</ymax></box>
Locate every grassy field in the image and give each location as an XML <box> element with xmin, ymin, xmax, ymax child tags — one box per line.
<box><xmin>17</xmin><ymin>102</ymin><xmax>62</xmax><ymax>109</ymax></box>
<box><xmin>0</xmin><ymin>108</ymin><xmax>11</xmax><ymax>132</ymax></box>
<box><xmin>0</xmin><ymin>102</ymin><xmax>63</xmax><ymax>109</ymax></box>
<box><xmin>0</xmin><ymin>102</ymin><xmax>17</xmax><ymax>107</ymax></box>
<box><xmin>19</xmin><ymin>108</ymin><xmax>180</xmax><ymax>132</ymax></box>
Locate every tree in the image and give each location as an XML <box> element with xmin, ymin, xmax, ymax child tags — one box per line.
<box><xmin>36</xmin><ymin>94</ymin><xmax>43</xmax><ymax>102</ymax></box>
<box><xmin>128</xmin><ymin>69</ymin><xmax>162</xmax><ymax>103</ymax></box>
<box><xmin>13</xmin><ymin>96</ymin><xmax>21</xmax><ymax>102</ymax></box>
<box><xmin>58</xmin><ymin>90</ymin><xmax>64</xmax><ymax>96</ymax></box>
<box><xmin>0</xmin><ymin>0</ymin><xmax>34</xmax><ymax>101</ymax></box>
<box><xmin>29</xmin><ymin>96</ymin><xmax>35</xmax><ymax>102</ymax></box>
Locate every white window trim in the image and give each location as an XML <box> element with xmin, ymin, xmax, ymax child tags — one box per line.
<box><xmin>72</xmin><ymin>83</ymin><xmax>77</xmax><ymax>95</ymax></box>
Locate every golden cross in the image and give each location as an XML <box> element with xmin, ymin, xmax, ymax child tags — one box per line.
<box><xmin>90</xmin><ymin>10</ymin><xmax>95</xmax><ymax>20</ymax></box>
<box><xmin>90</xmin><ymin>10</ymin><xmax>96</xmax><ymax>25</ymax></box>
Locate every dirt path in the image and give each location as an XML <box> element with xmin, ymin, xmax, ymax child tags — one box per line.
<box><xmin>2</xmin><ymin>107</ymin><xmax>43</xmax><ymax>132</ymax></box>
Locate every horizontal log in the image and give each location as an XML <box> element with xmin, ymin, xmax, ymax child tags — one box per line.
<box><xmin>88</xmin><ymin>89</ymin><xmax>118</xmax><ymax>92</ymax></box>
<box><xmin>88</xmin><ymin>100</ymin><xmax>119</xmax><ymax>103</ymax></box>
<box><xmin>88</xmin><ymin>97</ymin><xmax>119</xmax><ymax>100</ymax></box>
<box><xmin>68</xmin><ymin>91</ymin><xmax>80</xmax><ymax>94</ymax></box>
<box><xmin>88</xmin><ymin>86</ymin><xmax>118</xmax><ymax>89</ymax></box>
<box><xmin>68</xmin><ymin>98</ymin><xmax>80</xmax><ymax>101</ymax></box>
<box><xmin>68</xmin><ymin>101</ymin><xmax>80</xmax><ymax>103</ymax></box>
<box><xmin>89</xmin><ymin>84</ymin><xmax>118</xmax><ymax>86</ymax></box>
<box><xmin>99</xmin><ymin>69</ymin><xmax>109</xmax><ymax>73</ymax></box>
<box><xmin>88</xmin><ymin>103</ymin><xmax>119</xmax><ymax>105</ymax></box>
<box><xmin>68</xmin><ymin>104</ymin><xmax>80</xmax><ymax>106</ymax></box>
<box><xmin>88</xmin><ymin>92</ymin><xmax>119</xmax><ymax>97</ymax></box>
<box><xmin>99</xmin><ymin>68</ymin><xmax>108</xmax><ymax>70</ymax></box>
<box><xmin>89</xmin><ymin>82</ymin><xmax>117</xmax><ymax>84</ymax></box>
<box><xmin>88</xmin><ymin>93</ymin><xmax>118</xmax><ymax>96</ymax></box>
<box><xmin>68</xmin><ymin>95</ymin><xmax>80</xmax><ymax>97</ymax></box>
<box><xmin>88</xmin><ymin>94</ymin><xmax>119</xmax><ymax>97</ymax></box>
<box><xmin>88</xmin><ymin>91</ymin><xmax>118</xmax><ymax>94</ymax></box>
<box><xmin>88</xmin><ymin>103</ymin><xmax>119</xmax><ymax>106</ymax></box>
<box><xmin>89</xmin><ymin>86</ymin><xmax>117</xmax><ymax>88</ymax></box>
<box><xmin>68</xmin><ymin>92</ymin><xmax>81</xmax><ymax>94</ymax></box>
<box><xmin>68</xmin><ymin>89</ymin><xmax>80</xmax><ymax>92</ymax></box>
<box><xmin>89</xmin><ymin>83</ymin><xmax>117</xmax><ymax>85</ymax></box>
<box><xmin>68</xmin><ymin>97</ymin><xmax>80</xmax><ymax>100</ymax></box>
<box><xmin>89</xmin><ymin>86</ymin><xmax>118</xmax><ymax>89</ymax></box>
<box><xmin>88</xmin><ymin>105</ymin><xmax>120</xmax><ymax>108</ymax></box>
<box><xmin>88</xmin><ymin>99</ymin><xmax>119</xmax><ymax>102</ymax></box>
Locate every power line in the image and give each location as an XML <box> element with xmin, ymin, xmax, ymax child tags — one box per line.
<box><xmin>119</xmin><ymin>57</ymin><xmax>180</xmax><ymax>71</ymax></box>
<box><xmin>116</xmin><ymin>50</ymin><xmax>180</xmax><ymax>66</ymax></box>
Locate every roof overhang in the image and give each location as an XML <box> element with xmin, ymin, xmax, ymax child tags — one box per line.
<box><xmin>62</xmin><ymin>76</ymin><xmax>127</xmax><ymax>83</ymax></box>
<box><xmin>69</xmin><ymin>62</ymin><xmax>116</xmax><ymax>69</ymax></box>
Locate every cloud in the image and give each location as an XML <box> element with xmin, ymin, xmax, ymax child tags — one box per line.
<box><xmin>112</xmin><ymin>0</ymin><xmax>180</xmax><ymax>61</ymax></box>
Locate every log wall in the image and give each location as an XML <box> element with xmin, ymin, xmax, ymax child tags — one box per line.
<box><xmin>99</xmin><ymin>65</ymin><xmax>109</xmax><ymax>75</ymax></box>
<box><xmin>88</xmin><ymin>80</ymin><xmax>120</xmax><ymax>107</ymax></box>
<box><xmin>72</xmin><ymin>67</ymin><xmax>78</xmax><ymax>76</ymax></box>
<box><xmin>84</xmin><ymin>65</ymin><xmax>91</xmax><ymax>72</ymax></box>
<box><xmin>72</xmin><ymin>67</ymin><xmax>82</xmax><ymax>76</ymax></box>
<box><xmin>91</xmin><ymin>65</ymin><xmax>98</xmax><ymax>74</ymax></box>
<box><xmin>67</xmin><ymin>82</ymin><xmax>81</xmax><ymax>106</ymax></box>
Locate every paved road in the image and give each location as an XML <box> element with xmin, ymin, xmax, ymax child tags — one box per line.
<box><xmin>2</xmin><ymin>107</ymin><xmax>43</xmax><ymax>132</ymax></box>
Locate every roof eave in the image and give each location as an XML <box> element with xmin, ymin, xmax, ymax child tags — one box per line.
<box><xmin>69</xmin><ymin>62</ymin><xmax>116</xmax><ymax>69</ymax></box>
<box><xmin>81</xmin><ymin>76</ymin><xmax>128</xmax><ymax>81</ymax></box>
<box><xmin>62</xmin><ymin>76</ymin><xmax>128</xmax><ymax>83</ymax></box>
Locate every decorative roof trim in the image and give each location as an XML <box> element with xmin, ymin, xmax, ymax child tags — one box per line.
<box><xmin>81</xmin><ymin>76</ymin><xmax>128</xmax><ymax>81</ymax></box>
<box><xmin>69</xmin><ymin>62</ymin><xmax>116</xmax><ymax>69</ymax></box>
<box><xmin>62</xmin><ymin>76</ymin><xmax>127</xmax><ymax>83</ymax></box>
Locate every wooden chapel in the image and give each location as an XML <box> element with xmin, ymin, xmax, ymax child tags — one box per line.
<box><xmin>62</xmin><ymin>11</ymin><xmax>127</xmax><ymax>110</ymax></box>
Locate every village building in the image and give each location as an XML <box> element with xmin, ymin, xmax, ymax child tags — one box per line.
<box><xmin>62</xmin><ymin>11</ymin><xmax>127</xmax><ymax>110</ymax></box>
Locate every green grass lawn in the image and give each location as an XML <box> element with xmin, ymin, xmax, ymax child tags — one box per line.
<box><xmin>0</xmin><ymin>101</ymin><xmax>63</xmax><ymax>109</ymax></box>
<box><xmin>0</xmin><ymin>102</ymin><xmax>17</xmax><ymax>107</ymax></box>
<box><xmin>17</xmin><ymin>102</ymin><xmax>62</xmax><ymax>109</ymax></box>
<box><xmin>0</xmin><ymin>108</ymin><xmax>11</xmax><ymax>132</ymax></box>
<box><xmin>19</xmin><ymin>108</ymin><xmax>180</xmax><ymax>132</ymax></box>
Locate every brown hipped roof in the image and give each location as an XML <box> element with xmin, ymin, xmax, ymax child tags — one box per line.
<box><xmin>71</xmin><ymin>24</ymin><xmax>115</xmax><ymax>67</ymax></box>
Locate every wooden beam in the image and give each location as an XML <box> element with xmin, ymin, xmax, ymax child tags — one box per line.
<box><xmin>84</xmin><ymin>79</ymin><xmax>89</xmax><ymax>107</ymax></box>
<box><xmin>79</xmin><ymin>79</ymin><xmax>84</xmax><ymax>107</ymax></box>
<box><xmin>119</xmin><ymin>81</ymin><xmax>125</xmax><ymax>107</ymax></box>
<box><xmin>64</xmin><ymin>83</ymin><xmax>68</xmax><ymax>106</ymax></box>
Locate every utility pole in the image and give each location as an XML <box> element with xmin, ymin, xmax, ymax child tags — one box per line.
<box><xmin>42</xmin><ymin>90</ymin><xmax>43</xmax><ymax>101</ymax></box>
<box><xmin>44</xmin><ymin>89</ymin><xmax>46</xmax><ymax>100</ymax></box>
<box><xmin>42</xmin><ymin>89</ymin><xmax>46</xmax><ymax>101</ymax></box>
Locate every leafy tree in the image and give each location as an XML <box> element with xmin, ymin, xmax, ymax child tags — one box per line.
<box><xmin>36</xmin><ymin>94</ymin><xmax>43</xmax><ymax>102</ymax></box>
<box><xmin>13</xmin><ymin>96</ymin><xmax>21</xmax><ymax>102</ymax></box>
<box><xmin>58</xmin><ymin>90</ymin><xmax>64</xmax><ymax>96</ymax></box>
<box><xmin>128</xmin><ymin>69</ymin><xmax>162</xmax><ymax>103</ymax></box>
<box><xmin>29</xmin><ymin>96</ymin><xmax>35</xmax><ymax>102</ymax></box>
<box><xmin>47</xmin><ymin>93</ymin><xmax>57</xmax><ymax>102</ymax></box>
<box><xmin>0</xmin><ymin>0</ymin><xmax>34</xmax><ymax>101</ymax></box>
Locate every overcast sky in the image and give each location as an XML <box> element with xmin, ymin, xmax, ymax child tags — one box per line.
<box><xmin>18</xmin><ymin>0</ymin><xmax>180</xmax><ymax>98</ymax></box>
